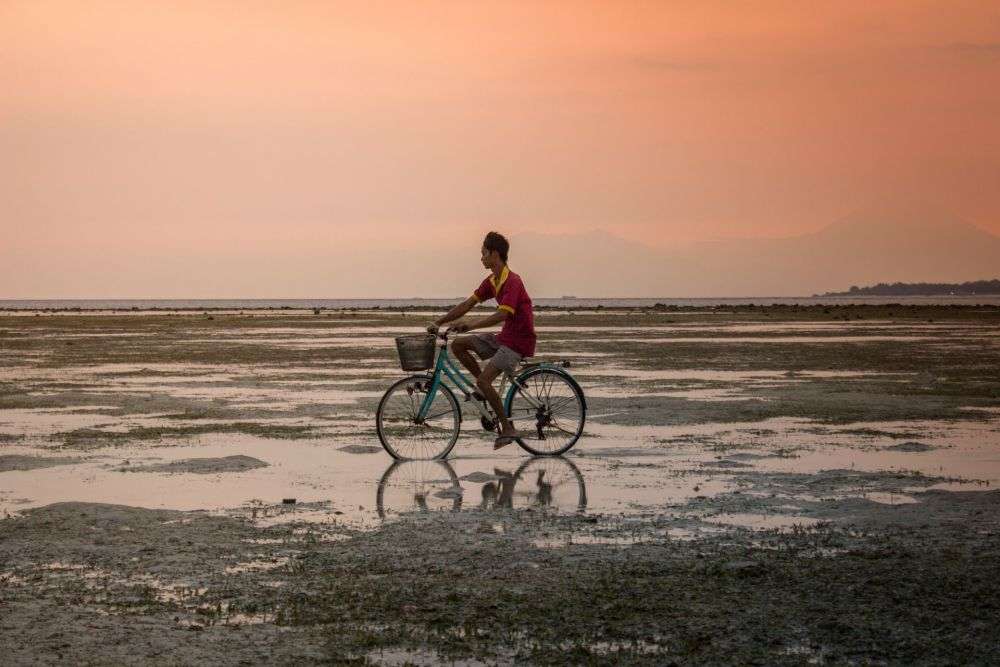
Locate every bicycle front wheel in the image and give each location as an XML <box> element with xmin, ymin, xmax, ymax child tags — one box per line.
<box><xmin>376</xmin><ymin>375</ymin><xmax>461</xmax><ymax>460</ymax></box>
<box><xmin>505</xmin><ymin>368</ymin><xmax>586</xmax><ymax>456</ymax></box>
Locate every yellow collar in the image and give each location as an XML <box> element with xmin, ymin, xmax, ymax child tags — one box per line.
<box><xmin>489</xmin><ymin>265</ymin><xmax>510</xmax><ymax>294</ymax></box>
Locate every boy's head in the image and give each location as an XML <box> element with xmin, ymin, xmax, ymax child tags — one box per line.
<box><xmin>481</xmin><ymin>231</ymin><xmax>509</xmax><ymax>268</ymax></box>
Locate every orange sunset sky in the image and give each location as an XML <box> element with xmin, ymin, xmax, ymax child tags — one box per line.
<box><xmin>2</xmin><ymin>1</ymin><xmax>999</xmax><ymax>298</ymax></box>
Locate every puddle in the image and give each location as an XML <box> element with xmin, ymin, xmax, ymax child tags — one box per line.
<box><xmin>862</xmin><ymin>492</ymin><xmax>920</xmax><ymax>505</ymax></box>
<box><xmin>0</xmin><ymin>408</ymin><xmax>124</xmax><ymax>437</ymax></box>
<box><xmin>742</xmin><ymin>419</ymin><xmax>1000</xmax><ymax>486</ymax></box>
<box><xmin>4</xmin><ymin>395</ymin><xmax>998</xmax><ymax>529</ymax></box>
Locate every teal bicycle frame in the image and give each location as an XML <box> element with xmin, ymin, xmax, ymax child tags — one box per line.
<box><xmin>416</xmin><ymin>335</ymin><xmax>543</xmax><ymax>424</ymax></box>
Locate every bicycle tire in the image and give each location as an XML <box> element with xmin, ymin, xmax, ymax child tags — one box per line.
<box><xmin>504</xmin><ymin>367</ymin><xmax>586</xmax><ymax>456</ymax></box>
<box><xmin>376</xmin><ymin>374</ymin><xmax>461</xmax><ymax>460</ymax></box>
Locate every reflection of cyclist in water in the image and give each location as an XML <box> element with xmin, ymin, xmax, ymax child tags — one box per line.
<box><xmin>413</xmin><ymin>491</ymin><xmax>429</xmax><ymax>512</ymax></box>
<box><xmin>427</xmin><ymin>231</ymin><xmax>536</xmax><ymax>449</ymax></box>
<box><xmin>479</xmin><ymin>468</ymin><xmax>553</xmax><ymax>510</ymax></box>
<box><xmin>377</xmin><ymin>458</ymin><xmax>587</xmax><ymax>518</ymax></box>
<box><xmin>535</xmin><ymin>469</ymin><xmax>553</xmax><ymax>506</ymax></box>
<box><xmin>480</xmin><ymin>469</ymin><xmax>516</xmax><ymax>509</ymax></box>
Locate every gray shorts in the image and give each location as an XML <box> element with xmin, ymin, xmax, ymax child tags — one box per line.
<box><xmin>465</xmin><ymin>333</ymin><xmax>522</xmax><ymax>374</ymax></box>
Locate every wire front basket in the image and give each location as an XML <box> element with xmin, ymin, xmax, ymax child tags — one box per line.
<box><xmin>395</xmin><ymin>334</ymin><xmax>436</xmax><ymax>371</ymax></box>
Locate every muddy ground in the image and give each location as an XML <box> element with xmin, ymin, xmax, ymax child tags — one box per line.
<box><xmin>1</xmin><ymin>305</ymin><xmax>999</xmax><ymax>664</ymax></box>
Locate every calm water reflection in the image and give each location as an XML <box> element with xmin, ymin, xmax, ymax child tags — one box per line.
<box><xmin>376</xmin><ymin>457</ymin><xmax>587</xmax><ymax>519</ymax></box>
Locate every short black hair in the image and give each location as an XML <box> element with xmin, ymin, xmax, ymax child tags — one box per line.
<box><xmin>483</xmin><ymin>231</ymin><xmax>509</xmax><ymax>263</ymax></box>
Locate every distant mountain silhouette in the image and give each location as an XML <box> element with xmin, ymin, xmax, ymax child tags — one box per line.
<box><xmin>507</xmin><ymin>211</ymin><xmax>1000</xmax><ymax>297</ymax></box>
<box><xmin>677</xmin><ymin>212</ymin><xmax>1000</xmax><ymax>296</ymax></box>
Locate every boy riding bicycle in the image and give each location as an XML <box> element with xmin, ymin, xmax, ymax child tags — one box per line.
<box><xmin>427</xmin><ymin>231</ymin><xmax>536</xmax><ymax>449</ymax></box>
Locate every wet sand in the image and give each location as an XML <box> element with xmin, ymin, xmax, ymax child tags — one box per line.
<box><xmin>1</xmin><ymin>305</ymin><xmax>1000</xmax><ymax>664</ymax></box>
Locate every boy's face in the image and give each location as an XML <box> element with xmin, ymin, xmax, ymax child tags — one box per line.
<box><xmin>481</xmin><ymin>246</ymin><xmax>493</xmax><ymax>268</ymax></box>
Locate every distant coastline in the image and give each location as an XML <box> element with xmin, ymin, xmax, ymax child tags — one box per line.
<box><xmin>819</xmin><ymin>279</ymin><xmax>1000</xmax><ymax>297</ymax></box>
<box><xmin>4</xmin><ymin>295</ymin><xmax>1000</xmax><ymax>312</ymax></box>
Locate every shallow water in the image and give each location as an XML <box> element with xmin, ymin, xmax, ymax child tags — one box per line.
<box><xmin>4</xmin><ymin>412</ymin><xmax>997</xmax><ymax>532</ymax></box>
<box><xmin>2</xmin><ymin>314</ymin><xmax>999</xmax><ymax>535</ymax></box>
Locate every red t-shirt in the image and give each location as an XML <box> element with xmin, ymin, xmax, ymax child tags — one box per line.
<box><xmin>473</xmin><ymin>266</ymin><xmax>536</xmax><ymax>357</ymax></box>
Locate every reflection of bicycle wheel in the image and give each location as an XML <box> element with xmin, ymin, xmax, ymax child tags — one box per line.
<box><xmin>376</xmin><ymin>459</ymin><xmax>462</xmax><ymax>520</ymax></box>
<box><xmin>511</xmin><ymin>457</ymin><xmax>587</xmax><ymax>513</ymax></box>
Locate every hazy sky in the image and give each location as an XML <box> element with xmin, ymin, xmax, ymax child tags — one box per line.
<box><xmin>2</xmin><ymin>1</ymin><xmax>999</xmax><ymax>297</ymax></box>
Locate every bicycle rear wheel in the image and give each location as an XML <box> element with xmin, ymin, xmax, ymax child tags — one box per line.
<box><xmin>505</xmin><ymin>368</ymin><xmax>586</xmax><ymax>456</ymax></box>
<box><xmin>376</xmin><ymin>375</ymin><xmax>461</xmax><ymax>460</ymax></box>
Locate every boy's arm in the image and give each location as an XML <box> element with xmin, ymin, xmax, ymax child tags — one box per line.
<box><xmin>457</xmin><ymin>309</ymin><xmax>509</xmax><ymax>332</ymax></box>
<box><xmin>431</xmin><ymin>296</ymin><xmax>479</xmax><ymax>330</ymax></box>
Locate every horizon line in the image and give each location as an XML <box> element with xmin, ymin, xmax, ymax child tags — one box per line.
<box><xmin>5</xmin><ymin>294</ymin><xmax>998</xmax><ymax>302</ymax></box>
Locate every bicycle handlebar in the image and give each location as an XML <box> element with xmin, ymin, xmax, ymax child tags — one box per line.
<box><xmin>430</xmin><ymin>326</ymin><xmax>468</xmax><ymax>340</ymax></box>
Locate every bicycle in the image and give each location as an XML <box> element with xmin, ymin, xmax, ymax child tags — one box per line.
<box><xmin>375</xmin><ymin>329</ymin><xmax>587</xmax><ymax>459</ymax></box>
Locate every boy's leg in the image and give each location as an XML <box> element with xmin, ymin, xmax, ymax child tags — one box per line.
<box><xmin>452</xmin><ymin>334</ymin><xmax>499</xmax><ymax>380</ymax></box>
<box><xmin>476</xmin><ymin>362</ymin><xmax>515</xmax><ymax>437</ymax></box>
<box><xmin>450</xmin><ymin>336</ymin><xmax>482</xmax><ymax>378</ymax></box>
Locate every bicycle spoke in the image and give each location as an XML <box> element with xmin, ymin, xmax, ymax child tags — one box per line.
<box><xmin>532</xmin><ymin>376</ymin><xmax>546</xmax><ymax>404</ymax></box>
<box><xmin>391</xmin><ymin>393</ymin><xmax>416</xmax><ymax>420</ymax></box>
<box><xmin>547</xmin><ymin>395</ymin><xmax>579</xmax><ymax>413</ymax></box>
<box><xmin>547</xmin><ymin>422</ymin><xmax>578</xmax><ymax>436</ymax></box>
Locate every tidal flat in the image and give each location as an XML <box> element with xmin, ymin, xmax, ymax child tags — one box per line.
<box><xmin>1</xmin><ymin>305</ymin><xmax>1000</xmax><ymax>664</ymax></box>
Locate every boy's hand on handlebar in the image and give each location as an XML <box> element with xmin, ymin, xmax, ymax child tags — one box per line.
<box><xmin>426</xmin><ymin>323</ymin><xmax>439</xmax><ymax>334</ymax></box>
